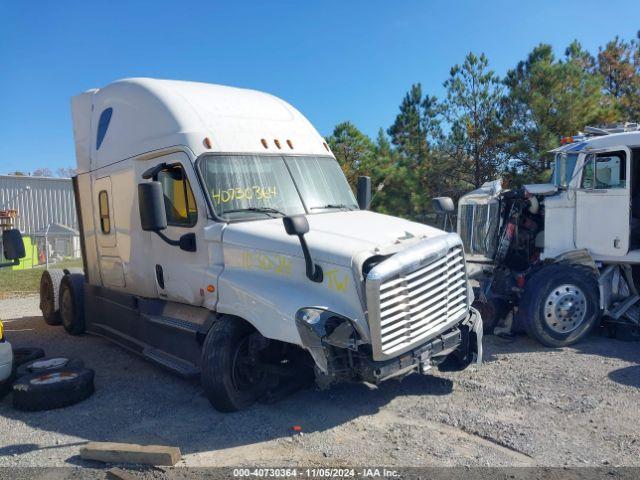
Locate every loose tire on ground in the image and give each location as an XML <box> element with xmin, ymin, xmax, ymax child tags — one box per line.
<box><xmin>201</xmin><ymin>317</ymin><xmax>268</xmax><ymax>412</ymax></box>
<box><xmin>16</xmin><ymin>357</ymin><xmax>84</xmax><ymax>378</ymax></box>
<box><xmin>12</xmin><ymin>367</ymin><xmax>95</xmax><ymax>411</ymax></box>
<box><xmin>518</xmin><ymin>264</ymin><xmax>600</xmax><ymax>347</ymax></box>
<box><xmin>12</xmin><ymin>347</ymin><xmax>45</xmax><ymax>368</ymax></box>
<box><xmin>40</xmin><ymin>269</ymin><xmax>66</xmax><ymax>325</ymax></box>
<box><xmin>59</xmin><ymin>274</ymin><xmax>86</xmax><ymax>335</ymax></box>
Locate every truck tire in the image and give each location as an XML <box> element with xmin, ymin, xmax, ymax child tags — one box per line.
<box><xmin>13</xmin><ymin>347</ymin><xmax>45</xmax><ymax>368</ymax></box>
<box><xmin>16</xmin><ymin>357</ymin><xmax>84</xmax><ymax>378</ymax></box>
<box><xmin>40</xmin><ymin>269</ymin><xmax>66</xmax><ymax>325</ymax></box>
<box><xmin>12</xmin><ymin>368</ymin><xmax>95</xmax><ymax>411</ymax></box>
<box><xmin>201</xmin><ymin>317</ymin><xmax>268</xmax><ymax>412</ymax></box>
<box><xmin>59</xmin><ymin>274</ymin><xmax>86</xmax><ymax>335</ymax></box>
<box><xmin>519</xmin><ymin>264</ymin><xmax>599</xmax><ymax>347</ymax></box>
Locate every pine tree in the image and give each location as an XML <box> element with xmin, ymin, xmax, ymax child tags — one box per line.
<box><xmin>442</xmin><ymin>52</ymin><xmax>505</xmax><ymax>188</ymax></box>
<box><xmin>598</xmin><ymin>34</ymin><xmax>640</xmax><ymax>121</ymax></box>
<box><xmin>503</xmin><ymin>43</ymin><xmax>616</xmax><ymax>180</ymax></box>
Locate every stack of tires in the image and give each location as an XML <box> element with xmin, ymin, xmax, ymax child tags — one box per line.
<box><xmin>1</xmin><ymin>269</ymin><xmax>94</xmax><ymax>411</ymax></box>
<box><xmin>9</xmin><ymin>349</ymin><xmax>94</xmax><ymax>411</ymax></box>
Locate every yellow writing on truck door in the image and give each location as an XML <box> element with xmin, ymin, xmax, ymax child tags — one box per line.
<box><xmin>240</xmin><ymin>251</ymin><xmax>291</xmax><ymax>276</ymax></box>
<box><xmin>325</xmin><ymin>269</ymin><xmax>349</xmax><ymax>292</ymax></box>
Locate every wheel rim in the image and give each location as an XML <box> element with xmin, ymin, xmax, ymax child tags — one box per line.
<box><xmin>30</xmin><ymin>371</ymin><xmax>78</xmax><ymax>385</ymax></box>
<box><xmin>543</xmin><ymin>284</ymin><xmax>587</xmax><ymax>334</ymax></box>
<box><xmin>30</xmin><ymin>358</ymin><xmax>68</xmax><ymax>371</ymax></box>
<box><xmin>231</xmin><ymin>337</ymin><xmax>260</xmax><ymax>394</ymax></box>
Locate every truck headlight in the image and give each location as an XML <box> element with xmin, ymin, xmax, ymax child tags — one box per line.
<box><xmin>299</xmin><ymin>309</ymin><xmax>322</xmax><ymax>325</ymax></box>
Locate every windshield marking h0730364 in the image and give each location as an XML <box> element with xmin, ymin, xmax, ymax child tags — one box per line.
<box><xmin>199</xmin><ymin>155</ymin><xmax>358</xmax><ymax>221</ymax></box>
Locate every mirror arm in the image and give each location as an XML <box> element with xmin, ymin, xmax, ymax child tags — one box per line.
<box><xmin>154</xmin><ymin>230</ymin><xmax>180</xmax><ymax>247</ymax></box>
<box><xmin>298</xmin><ymin>235</ymin><xmax>323</xmax><ymax>283</ymax></box>
<box><xmin>142</xmin><ymin>163</ymin><xmax>168</xmax><ymax>180</ymax></box>
<box><xmin>152</xmin><ymin>231</ymin><xmax>197</xmax><ymax>252</ymax></box>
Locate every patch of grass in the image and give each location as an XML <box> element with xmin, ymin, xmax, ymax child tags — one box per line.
<box><xmin>0</xmin><ymin>259</ymin><xmax>83</xmax><ymax>299</ymax></box>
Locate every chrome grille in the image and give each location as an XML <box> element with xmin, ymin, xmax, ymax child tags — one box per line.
<box><xmin>458</xmin><ymin>201</ymin><xmax>500</xmax><ymax>258</ymax></box>
<box><xmin>365</xmin><ymin>234</ymin><xmax>469</xmax><ymax>360</ymax></box>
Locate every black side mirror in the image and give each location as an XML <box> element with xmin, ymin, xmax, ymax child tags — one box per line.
<box><xmin>138</xmin><ymin>182</ymin><xmax>198</xmax><ymax>252</ymax></box>
<box><xmin>138</xmin><ymin>182</ymin><xmax>168</xmax><ymax>231</ymax></box>
<box><xmin>2</xmin><ymin>229</ymin><xmax>25</xmax><ymax>262</ymax></box>
<box><xmin>431</xmin><ymin>197</ymin><xmax>455</xmax><ymax>232</ymax></box>
<box><xmin>357</xmin><ymin>176</ymin><xmax>372</xmax><ymax>210</ymax></box>
<box><xmin>283</xmin><ymin>215</ymin><xmax>310</xmax><ymax>236</ymax></box>
<box><xmin>283</xmin><ymin>215</ymin><xmax>323</xmax><ymax>283</ymax></box>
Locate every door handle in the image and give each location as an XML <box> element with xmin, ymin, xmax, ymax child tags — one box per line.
<box><xmin>155</xmin><ymin>264</ymin><xmax>165</xmax><ymax>289</ymax></box>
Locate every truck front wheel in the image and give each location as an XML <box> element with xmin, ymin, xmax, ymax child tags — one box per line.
<box><xmin>201</xmin><ymin>317</ymin><xmax>269</xmax><ymax>412</ymax></box>
<box><xmin>518</xmin><ymin>264</ymin><xmax>599</xmax><ymax>347</ymax></box>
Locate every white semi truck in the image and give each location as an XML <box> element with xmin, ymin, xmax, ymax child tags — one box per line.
<box><xmin>40</xmin><ymin>78</ymin><xmax>482</xmax><ymax>411</ymax></box>
<box><xmin>436</xmin><ymin>124</ymin><xmax>640</xmax><ymax>347</ymax></box>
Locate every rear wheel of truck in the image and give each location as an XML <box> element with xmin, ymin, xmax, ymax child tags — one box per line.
<box><xmin>519</xmin><ymin>264</ymin><xmax>599</xmax><ymax>347</ymax></box>
<box><xmin>59</xmin><ymin>274</ymin><xmax>86</xmax><ymax>335</ymax></box>
<box><xmin>201</xmin><ymin>317</ymin><xmax>268</xmax><ymax>412</ymax></box>
<box><xmin>40</xmin><ymin>269</ymin><xmax>66</xmax><ymax>325</ymax></box>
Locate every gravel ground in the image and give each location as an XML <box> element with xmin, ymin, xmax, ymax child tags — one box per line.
<box><xmin>0</xmin><ymin>295</ymin><xmax>639</xmax><ymax>470</ymax></box>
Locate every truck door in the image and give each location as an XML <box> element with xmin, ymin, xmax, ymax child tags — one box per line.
<box><xmin>93</xmin><ymin>176</ymin><xmax>126</xmax><ymax>287</ymax></box>
<box><xmin>142</xmin><ymin>153</ymin><xmax>211</xmax><ymax>305</ymax></box>
<box><xmin>575</xmin><ymin>148</ymin><xmax>630</xmax><ymax>256</ymax></box>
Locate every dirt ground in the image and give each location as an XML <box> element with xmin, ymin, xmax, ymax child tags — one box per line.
<box><xmin>0</xmin><ymin>295</ymin><xmax>639</xmax><ymax>470</ymax></box>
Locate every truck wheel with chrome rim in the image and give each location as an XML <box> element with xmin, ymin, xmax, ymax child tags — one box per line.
<box><xmin>518</xmin><ymin>264</ymin><xmax>599</xmax><ymax>347</ymax></box>
<box><xmin>12</xmin><ymin>367</ymin><xmax>94</xmax><ymax>411</ymax></box>
<box><xmin>201</xmin><ymin>317</ymin><xmax>269</xmax><ymax>412</ymax></box>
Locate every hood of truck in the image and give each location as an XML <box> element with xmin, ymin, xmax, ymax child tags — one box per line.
<box><xmin>222</xmin><ymin>210</ymin><xmax>448</xmax><ymax>267</ymax></box>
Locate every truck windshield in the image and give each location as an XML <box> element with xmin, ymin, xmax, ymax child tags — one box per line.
<box><xmin>199</xmin><ymin>155</ymin><xmax>358</xmax><ymax>220</ymax></box>
<box><xmin>551</xmin><ymin>153</ymin><xmax>579</xmax><ymax>187</ymax></box>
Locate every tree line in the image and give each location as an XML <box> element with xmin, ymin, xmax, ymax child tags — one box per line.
<box><xmin>327</xmin><ymin>33</ymin><xmax>640</xmax><ymax>221</ymax></box>
<box><xmin>10</xmin><ymin>167</ymin><xmax>77</xmax><ymax>178</ymax></box>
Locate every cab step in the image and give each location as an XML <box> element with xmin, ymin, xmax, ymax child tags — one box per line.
<box><xmin>143</xmin><ymin>348</ymin><xmax>200</xmax><ymax>378</ymax></box>
<box><xmin>143</xmin><ymin>314</ymin><xmax>200</xmax><ymax>334</ymax></box>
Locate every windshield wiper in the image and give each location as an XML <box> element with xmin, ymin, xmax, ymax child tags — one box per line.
<box><xmin>310</xmin><ymin>204</ymin><xmax>355</xmax><ymax>211</ymax></box>
<box><xmin>221</xmin><ymin>207</ymin><xmax>286</xmax><ymax>218</ymax></box>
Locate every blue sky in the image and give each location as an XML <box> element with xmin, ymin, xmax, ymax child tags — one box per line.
<box><xmin>1</xmin><ymin>0</ymin><xmax>639</xmax><ymax>174</ymax></box>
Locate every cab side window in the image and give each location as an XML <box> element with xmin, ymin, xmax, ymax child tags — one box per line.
<box><xmin>157</xmin><ymin>165</ymin><xmax>198</xmax><ymax>227</ymax></box>
<box><xmin>581</xmin><ymin>151</ymin><xmax>626</xmax><ymax>189</ymax></box>
<box><xmin>98</xmin><ymin>190</ymin><xmax>111</xmax><ymax>234</ymax></box>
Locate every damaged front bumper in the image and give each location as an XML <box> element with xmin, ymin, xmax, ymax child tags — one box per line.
<box><xmin>296</xmin><ymin>307</ymin><xmax>483</xmax><ymax>385</ymax></box>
